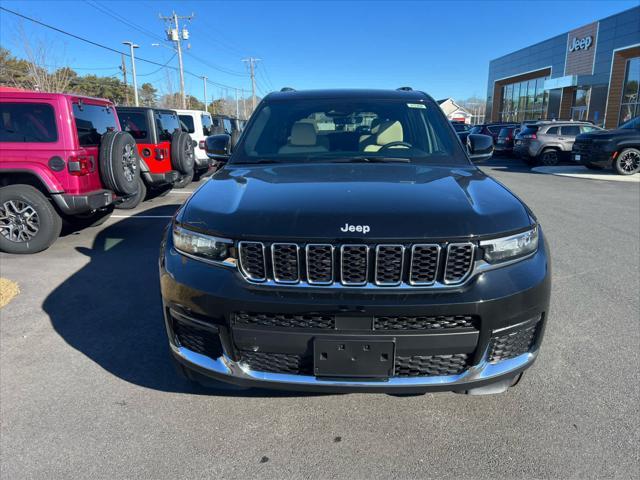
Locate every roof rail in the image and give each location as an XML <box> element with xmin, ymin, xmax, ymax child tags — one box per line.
<box><xmin>396</xmin><ymin>86</ymin><xmax>413</xmax><ymax>91</ymax></box>
<box><xmin>280</xmin><ymin>87</ymin><xmax>296</xmax><ymax>92</ymax></box>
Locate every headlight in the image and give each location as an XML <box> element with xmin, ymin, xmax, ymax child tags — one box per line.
<box><xmin>480</xmin><ymin>226</ymin><xmax>538</xmax><ymax>264</ymax></box>
<box><xmin>173</xmin><ymin>225</ymin><xmax>236</xmax><ymax>265</ymax></box>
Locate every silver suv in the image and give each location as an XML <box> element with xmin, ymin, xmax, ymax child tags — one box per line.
<box><xmin>513</xmin><ymin>121</ymin><xmax>603</xmax><ymax>166</ymax></box>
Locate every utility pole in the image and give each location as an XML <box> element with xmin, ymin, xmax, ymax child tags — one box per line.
<box><xmin>235</xmin><ymin>88</ymin><xmax>239</xmax><ymax>119</ymax></box>
<box><xmin>202</xmin><ymin>76</ymin><xmax>207</xmax><ymax>109</ymax></box>
<box><xmin>242</xmin><ymin>57</ymin><xmax>261</xmax><ymax>112</ymax></box>
<box><xmin>120</xmin><ymin>54</ymin><xmax>129</xmax><ymax>105</ymax></box>
<box><xmin>241</xmin><ymin>88</ymin><xmax>246</xmax><ymax>119</ymax></box>
<box><xmin>160</xmin><ymin>11</ymin><xmax>194</xmax><ymax>109</ymax></box>
<box><xmin>123</xmin><ymin>41</ymin><xmax>139</xmax><ymax>106</ymax></box>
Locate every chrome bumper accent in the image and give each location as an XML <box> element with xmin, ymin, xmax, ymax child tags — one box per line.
<box><xmin>171</xmin><ymin>343</ymin><xmax>537</xmax><ymax>388</ymax></box>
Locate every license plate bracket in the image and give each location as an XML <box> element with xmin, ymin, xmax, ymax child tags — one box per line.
<box><xmin>314</xmin><ymin>338</ymin><xmax>395</xmax><ymax>378</ymax></box>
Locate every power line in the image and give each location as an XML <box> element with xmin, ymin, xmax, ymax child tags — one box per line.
<box><xmin>0</xmin><ymin>6</ymin><xmax>246</xmax><ymax>91</ymax></box>
<box><xmin>137</xmin><ymin>53</ymin><xmax>176</xmax><ymax>76</ymax></box>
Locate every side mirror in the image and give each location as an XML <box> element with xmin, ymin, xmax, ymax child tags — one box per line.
<box><xmin>467</xmin><ymin>134</ymin><xmax>494</xmax><ymax>162</ymax></box>
<box><xmin>205</xmin><ymin>133</ymin><xmax>231</xmax><ymax>161</ymax></box>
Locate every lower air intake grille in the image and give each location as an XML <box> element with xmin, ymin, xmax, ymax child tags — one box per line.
<box><xmin>488</xmin><ymin>322</ymin><xmax>539</xmax><ymax>362</ymax></box>
<box><xmin>172</xmin><ymin>317</ymin><xmax>222</xmax><ymax>358</ymax></box>
<box><xmin>374</xmin><ymin>315</ymin><xmax>478</xmax><ymax>331</ymax></box>
<box><xmin>394</xmin><ymin>354</ymin><xmax>469</xmax><ymax>377</ymax></box>
<box><xmin>239</xmin><ymin>350</ymin><xmax>311</xmax><ymax>374</ymax></box>
<box><xmin>234</xmin><ymin>312</ymin><xmax>335</xmax><ymax>330</ymax></box>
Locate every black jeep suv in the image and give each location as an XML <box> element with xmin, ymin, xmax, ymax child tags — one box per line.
<box><xmin>572</xmin><ymin>116</ymin><xmax>640</xmax><ymax>175</ymax></box>
<box><xmin>160</xmin><ymin>88</ymin><xmax>551</xmax><ymax>395</ymax></box>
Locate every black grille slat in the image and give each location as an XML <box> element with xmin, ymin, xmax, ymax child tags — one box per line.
<box><xmin>271</xmin><ymin>243</ymin><xmax>300</xmax><ymax>283</ymax></box>
<box><xmin>489</xmin><ymin>323</ymin><xmax>538</xmax><ymax>363</ymax></box>
<box><xmin>394</xmin><ymin>354</ymin><xmax>469</xmax><ymax>377</ymax></box>
<box><xmin>239</xmin><ymin>350</ymin><xmax>312</xmax><ymax>374</ymax></box>
<box><xmin>238</xmin><ymin>242</ymin><xmax>266</xmax><ymax>281</ymax></box>
<box><xmin>444</xmin><ymin>243</ymin><xmax>474</xmax><ymax>284</ymax></box>
<box><xmin>341</xmin><ymin>245</ymin><xmax>369</xmax><ymax>285</ymax></box>
<box><xmin>234</xmin><ymin>312</ymin><xmax>335</xmax><ymax>329</ymax></box>
<box><xmin>410</xmin><ymin>244</ymin><xmax>440</xmax><ymax>285</ymax></box>
<box><xmin>306</xmin><ymin>244</ymin><xmax>334</xmax><ymax>284</ymax></box>
<box><xmin>172</xmin><ymin>318</ymin><xmax>222</xmax><ymax>358</ymax></box>
<box><xmin>375</xmin><ymin>245</ymin><xmax>404</xmax><ymax>285</ymax></box>
<box><xmin>374</xmin><ymin>314</ymin><xmax>478</xmax><ymax>331</ymax></box>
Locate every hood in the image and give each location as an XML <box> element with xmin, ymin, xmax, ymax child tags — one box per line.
<box><xmin>180</xmin><ymin>163</ymin><xmax>532</xmax><ymax>241</ymax></box>
<box><xmin>576</xmin><ymin>128</ymin><xmax>631</xmax><ymax>141</ymax></box>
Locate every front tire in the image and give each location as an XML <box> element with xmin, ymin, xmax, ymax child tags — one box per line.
<box><xmin>0</xmin><ymin>185</ymin><xmax>62</xmax><ymax>254</ymax></box>
<box><xmin>614</xmin><ymin>148</ymin><xmax>640</xmax><ymax>175</ymax></box>
<box><xmin>115</xmin><ymin>176</ymin><xmax>147</xmax><ymax>210</ymax></box>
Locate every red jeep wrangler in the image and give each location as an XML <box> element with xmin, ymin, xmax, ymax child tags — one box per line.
<box><xmin>0</xmin><ymin>88</ymin><xmax>140</xmax><ymax>254</ymax></box>
<box><xmin>116</xmin><ymin>107</ymin><xmax>195</xmax><ymax>208</ymax></box>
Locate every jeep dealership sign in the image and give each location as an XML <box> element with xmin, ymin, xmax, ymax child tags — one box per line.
<box><xmin>568</xmin><ymin>36</ymin><xmax>593</xmax><ymax>53</ymax></box>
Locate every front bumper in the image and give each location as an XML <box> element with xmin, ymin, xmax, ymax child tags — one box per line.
<box><xmin>572</xmin><ymin>148</ymin><xmax>613</xmax><ymax>167</ymax></box>
<box><xmin>160</xmin><ymin>231</ymin><xmax>551</xmax><ymax>393</ymax></box>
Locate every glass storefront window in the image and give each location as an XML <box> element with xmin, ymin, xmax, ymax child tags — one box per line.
<box><xmin>619</xmin><ymin>57</ymin><xmax>639</xmax><ymax>125</ymax></box>
<box><xmin>499</xmin><ymin>76</ymin><xmax>549</xmax><ymax>122</ymax></box>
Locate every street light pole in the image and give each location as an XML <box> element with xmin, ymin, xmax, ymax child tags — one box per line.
<box><xmin>122</xmin><ymin>41</ymin><xmax>139</xmax><ymax>106</ymax></box>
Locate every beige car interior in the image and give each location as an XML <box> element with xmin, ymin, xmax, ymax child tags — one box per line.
<box><xmin>362</xmin><ymin>120</ymin><xmax>405</xmax><ymax>152</ymax></box>
<box><xmin>278</xmin><ymin>122</ymin><xmax>329</xmax><ymax>154</ymax></box>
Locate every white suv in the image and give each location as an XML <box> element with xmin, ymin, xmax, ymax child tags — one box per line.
<box><xmin>176</xmin><ymin>109</ymin><xmax>215</xmax><ymax>177</ymax></box>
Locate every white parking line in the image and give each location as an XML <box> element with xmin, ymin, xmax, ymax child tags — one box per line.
<box><xmin>110</xmin><ymin>215</ymin><xmax>173</xmax><ymax>219</ymax></box>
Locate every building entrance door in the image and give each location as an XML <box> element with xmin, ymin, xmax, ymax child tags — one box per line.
<box><xmin>570</xmin><ymin>106</ymin><xmax>588</xmax><ymax>120</ymax></box>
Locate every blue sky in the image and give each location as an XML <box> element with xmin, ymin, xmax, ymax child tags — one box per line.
<box><xmin>1</xmin><ymin>0</ymin><xmax>637</xmax><ymax>101</ymax></box>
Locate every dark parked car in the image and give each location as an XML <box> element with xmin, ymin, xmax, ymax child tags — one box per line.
<box><xmin>572</xmin><ymin>116</ymin><xmax>640</xmax><ymax>175</ymax></box>
<box><xmin>495</xmin><ymin>126</ymin><xmax>518</xmax><ymax>155</ymax></box>
<box><xmin>470</xmin><ymin>123</ymin><xmax>518</xmax><ymax>144</ymax></box>
<box><xmin>451</xmin><ymin>121</ymin><xmax>471</xmax><ymax>143</ymax></box>
<box><xmin>161</xmin><ymin>88</ymin><xmax>550</xmax><ymax>395</ymax></box>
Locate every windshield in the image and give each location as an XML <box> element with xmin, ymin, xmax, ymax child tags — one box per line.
<box><xmin>231</xmin><ymin>98</ymin><xmax>467</xmax><ymax>165</ymax></box>
<box><xmin>620</xmin><ymin>116</ymin><xmax>639</xmax><ymax>129</ymax></box>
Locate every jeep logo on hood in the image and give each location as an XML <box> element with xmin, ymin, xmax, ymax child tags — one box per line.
<box><xmin>341</xmin><ymin>223</ymin><xmax>370</xmax><ymax>234</ymax></box>
<box><xmin>568</xmin><ymin>36</ymin><xmax>593</xmax><ymax>52</ymax></box>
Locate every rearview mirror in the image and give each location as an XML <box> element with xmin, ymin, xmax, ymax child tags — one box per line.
<box><xmin>205</xmin><ymin>134</ymin><xmax>231</xmax><ymax>160</ymax></box>
<box><xmin>467</xmin><ymin>134</ymin><xmax>493</xmax><ymax>162</ymax></box>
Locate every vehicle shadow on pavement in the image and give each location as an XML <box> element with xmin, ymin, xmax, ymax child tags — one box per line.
<box><xmin>43</xmin><ymin>206</ymin><xmax>324</xmax><ymax>398</ymax></box>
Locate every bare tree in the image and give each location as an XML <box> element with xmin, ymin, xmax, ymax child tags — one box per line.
<box><xmin>17</xmin><ymin>24</ymin><xmax>73</xmax><ymax>93</ymax></box>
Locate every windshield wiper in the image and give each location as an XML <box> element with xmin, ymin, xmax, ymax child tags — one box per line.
<box><xmin>325</xmin><ymin>156</ymin><xmax>411</xmax><ymax>163</ymax></box>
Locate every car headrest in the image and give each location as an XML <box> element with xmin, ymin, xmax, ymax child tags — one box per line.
<box><xmin>290</xmin><ymin>122</ymin><xmax>317</xmax><ymax>146</ymax></box>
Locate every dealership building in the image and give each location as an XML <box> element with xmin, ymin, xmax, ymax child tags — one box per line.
<box><xmin>485</xmin><ymin>6</ymin><xmax>639</xmax><ymax>129</ymax></box>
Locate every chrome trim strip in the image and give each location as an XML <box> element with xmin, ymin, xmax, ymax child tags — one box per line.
<box><xmin>237</xmin><ymin>241</ymin><xmax>267</xmax><ymax>282</ymax></box>
<box><xmin>408</xmin><ymin>243</ymin><xmax>440</xmax><ymax>286</ymax></box>
<box><xmin>374</xmin><ymin>244</ymin><xmax>405</xmax><ymax>286</ymax></box>
<box><xmin>340</xmin><ymin>244</ymin><xmax>369</xmax><ymax>286</ymax></box>
<box><xmin>443</xmin><ymin>242</ymin><xmax>475</xmax><ymax>285</ymax></box>
<box><xmin>172</xmin><ymin>344</ymin><xmax>538</xmax><ymax>388</ymax></box>
<box><xmin>271</xmin><ymin>243</ymin><xmax>300</xmax><ymax>284</ymax></box>
<box><xmin>305</xmin><ymin>244</ymin><xmax>334</xmax><ymax>285</ymax></box>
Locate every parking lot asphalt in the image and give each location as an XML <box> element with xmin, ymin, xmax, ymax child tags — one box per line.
<box><xmin>1</xmin><ymin>158</ymin><xmax>639</xmax><ymax>480</ymax></box>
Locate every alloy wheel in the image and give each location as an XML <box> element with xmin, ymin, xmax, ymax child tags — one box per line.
<box><xmin>0</xmin><ymin>200</ymin><xmax>40</xmax><ymax>243</ymax></box>
<box><xmin>122</xmin><ymin>143</ymin><xmax>138</xmax><ymax>183</ymax></box>
<box><xmin>618</xmin><ymin>150</ymin><xmax>640</xmax><ymax>174</ymax></box>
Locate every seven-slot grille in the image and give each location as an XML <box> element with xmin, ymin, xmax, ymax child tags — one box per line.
<box><xmin>238</xmin><ymin>241</ymin><xmax>475</xmax><ymax>287</ymax></box>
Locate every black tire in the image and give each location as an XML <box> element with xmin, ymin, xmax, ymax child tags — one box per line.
<box><xmin>64</xmin><ymin>205</ymin><xmax>114</xmax><ymax>229</ymax></box>
<box><xmin>539</xmin><ymin>148</ymin><xmax>559</xmax><ymax>166</ymax></box>
<box><xmin>170</xmin><ymin>131</ymin><xmax>196</xmax><ymax>175</ymax></box>
<box><xmin>99</xmin><ymin>131</ymin><xmax>140</xmax><ymax>196</ymax></box>
<box><xmin>585</xmin><ymin>162</ymin><xmax>604</xmax><ymax>170</ymax></box>
<box><xmin>614</xmin><ymin>148</ymin><xmax>640</xmax><ymax>175</ymax></box>
<box><xmin>0</xmin><ymin>185</ymin><xmax>62</xmax><ymax>254</ymax></box>
<box><xmin>172</xmin><ymin>171</ymin><xmax>193</xmax><ymax>189</ymax></box>
<box><xmin>115</xmin><ymin>176</ymin><xmax>147</xmax><ymax>210</ymax></box>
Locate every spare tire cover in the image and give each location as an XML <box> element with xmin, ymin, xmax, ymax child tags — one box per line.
<box><xmin>170</xmin><ymin>131</ymin><xmax>195</xmax><ymax>174</ymax></box>
<box><xmin>99</xmin><ymin>131</ymin><xmax>140</xmax><ymax>196</ymax></box>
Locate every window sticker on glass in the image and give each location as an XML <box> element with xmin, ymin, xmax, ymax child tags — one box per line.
<box><xmin>407</xmin><ymin>103</ymin><xmax>426</xmax><ymax>109</ymax></box>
